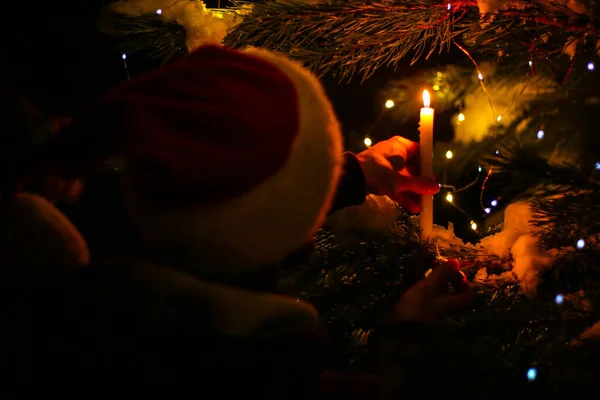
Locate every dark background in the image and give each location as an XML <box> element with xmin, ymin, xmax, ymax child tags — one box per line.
<box><xmin>1</xmin><ymin>0</ymin><xmax>482</xmax><ymax>242</ymax></box>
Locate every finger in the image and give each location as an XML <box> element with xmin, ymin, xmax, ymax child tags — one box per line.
<box><xmin>387</xmin><ymin>155</ymin><xmax>406</xmax><ymax>171</ymax></box>
<box><xmin>393</xmin><ymin>192</ymin><xmax>421</xmax><ymax>213</ymax></box>
<box><xmin>401</xmin><ymin>144</ymin><xmax>421</xmax><ymax>176</ymax></box>
<box><xmin>404</xmin><ymin>154</ymin><xmax>420</xmax><ymax>176</ymax></box>
<box><xmin>395</xmin><ymin>174</ymin><xmax>440</xmax><ymax>195</ymax></box>
<box><xmin>391</xmin><ymin>136</ymin><xmax>420</xmax><ymax>160</ymax></box>
<box><xmin>48</xmin><ymin>116</ymin><xmax>73</xmax><ymax>135</ymax></box>
<box><xmin>435</xmin><ymin>258</ymin><xmax>461</xmax><ymax>270</ymax></box>
<box><xmin>424</xmin><ymin>259</ymin><xmax>464</xmax><ymax>292</ymax></box>
<box><xmin>61</xmin><ymin>180</ymin><xmax>84</xmax><ymax>204</ymax></box>
<box><xmin>433</xmin><ymin>289</ymin><xmax>474</xmax><ymax>318</ymax></box>
<box><xmin>43</xmin><ymin>175</ymin><xmax>67</xmax><ymax>201</ymax></box>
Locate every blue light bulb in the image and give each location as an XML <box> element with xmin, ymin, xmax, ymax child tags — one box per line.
<box><xmin>527</xmin><ymin>368</ymin><xmax>537</xmax><ymax>382</ymax></box>
<box><xmin>537</xmin><ymin>130</ymin><xmax>544</xmax><ymax>139</ymax></box>
<box><xmin>555</xmin><ymin>294</ymin><xmax>564</xmax><ymax>305</ymax></box>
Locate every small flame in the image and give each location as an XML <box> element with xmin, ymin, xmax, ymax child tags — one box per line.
<box><xmin>423</xmin><ymin>90</ymin><xmax>431</xmax><ymax>108</ymax></box>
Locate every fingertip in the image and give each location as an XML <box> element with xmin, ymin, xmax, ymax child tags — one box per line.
<box><xmin>394</xmin><ymin>192</ymin><xmax>421</xmax><ymax>213</ymax></box>
<box><xmin>403</xmin><ymin>201</ymin><xmax>420</xmax><ymax>214</ymax></box>
<box><xmin>445</xmin><ymin>258</ymin><xmax>461</xmax><ymax>271</ymax></box>
<box><xmin>428</xmin><ymin>186</ymin><xmax>441</xmax><ymax>195</ymax></box>
<box><xmin>427</xmin><ymin>260</ymin><xmax>465</xmax><ymax>288</ymax></box>
<box><xmin>396</xmin><ymin>193</ymin><xmax>421</xmax><ymax>214</ymax></box>
<box><xmin>419</xmin><ymin>177</ymin><xmax>441</xmax><ymax>194</ymax></box>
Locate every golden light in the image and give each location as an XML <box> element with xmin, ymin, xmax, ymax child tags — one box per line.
<box><xmin>364</xmin><ymin>137</ymin><xmax>372</xmax><ymax>147</ymax></box>
<box><xmin>471</xmin><ymin>221</ymin><xmax>478</xmax><ymax>231</ymax></box>
<box><xmin>445</xmin><ymin>192</ymin><xmax>453</xmax><ymax>203</ymax></box>
<box><xmin>497</xmin><ymin>115</ymin><xmax>502</xmax><ymax>122</ymax></box>
<box><xmin>422</xmin><ymin>90</ymin><xmax>431</xmax><ymax>108</ymax></box>
<box><xmin>385</xmin><ymin>100</ymin><xmax>395</xmax><ymax>109</ymax></box>
<box><xmin>457</xmin><ymin>113</ymin><xmax>465</xmax><ymax>122</ymax></box>
<box><xmin>445</xmin><ymin>150</ymin><xmax>453</xmax><ymax>159</ymax></box>
<box><xmin>433</xmin><ymin>84</ymin><xmax>440</xmax><ymax>91</ymax></box>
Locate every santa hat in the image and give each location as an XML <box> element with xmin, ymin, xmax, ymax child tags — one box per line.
<box><xmin>46</xmin><ymin>45</ymin><xmax>344</xmax><ymax>273</ymax></box>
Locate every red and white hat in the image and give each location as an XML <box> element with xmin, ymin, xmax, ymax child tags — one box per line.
<box><xmin>47</xmin><ymin>45</ymin><xmax>344</xmax><ymax>272</ymax></box>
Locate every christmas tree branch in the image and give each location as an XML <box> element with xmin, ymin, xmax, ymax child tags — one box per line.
<box><xmin>223</xmin><ymin>0</ymin><xmax>598</xmax><ymax>81</ymax></box>
<box><xmin>531</xmin><ymin>191</ymin><xmax>600</xmax><ymax>249</ymax></box>
<box><xmin>225</xmin><ymin>0</ymin><xmax>466</xmax><ymax>82</ymax></box>
<box><xmin>481</xmin><ymin>134</ymin><xmax>600</xmax><ymax>251</ymax></box>
<box><xmin>98</xmin><ymin>7</ymin><xmax>188</xmax><ymax>63</ymax></box>
<box><xmin>98</xmin><ymin>1</ymin><xmax>598</xmax><ymax>81</ymax></box>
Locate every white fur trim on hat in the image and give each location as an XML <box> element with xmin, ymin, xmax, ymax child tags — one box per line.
<box><xmin>126</xmin><ymin>48</ymin><xmax>344</xmax><ymax>273</ymax></box>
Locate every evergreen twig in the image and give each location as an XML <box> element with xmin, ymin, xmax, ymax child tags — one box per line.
<box><xmin>224</xmin><ymin>0</ymin><xmax>598</xmax><ymax>81</ymax></box>
<box><xmin>98</xmin><ymin>8</ymin><xmax>188</xmax><ymax>63</ymax></box>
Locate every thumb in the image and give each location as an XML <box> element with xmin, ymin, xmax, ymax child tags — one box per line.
<box><xmin>428</xmin><ymin>260</ymin><xmax>472</xmax><ymax>317</ymax></box>
<box><xmin>48</xmin><ymin>116</ymin><xmax>73</xmax><ymax>135</ymax></box>
<box><xmin>395</xmin><ymin>174</ymin><xmax>440</xmax><ymax>195</ymax></box>
<box><xmin>425</xmin><ymin>259</ymin><xmax>465</xmax><ymax>292</ymax></box>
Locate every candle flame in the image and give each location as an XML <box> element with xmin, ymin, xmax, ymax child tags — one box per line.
<box><xmin>422</xmin><ymin>90</ymin><xmax>431</xmax><ymax>108</ymax></box>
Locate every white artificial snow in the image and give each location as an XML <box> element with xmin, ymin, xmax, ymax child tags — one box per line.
<box><xmin>510</xmin><ymin>235</ymin><xmax>553</xmax><ymax>296</ymax></box>
<box><xmin>327</xmin><ymin>194</ymin><xmax>406</xmax><ymax>234</ymax></box>
<box><xmin>478</xmin><ymin>203</ymin><xmax>555</xmax><ymax>297</ymax></box>
<box><xmin>477</xmin><ymin>0</ymin><xmax>588</xmax><ymax>16</ymax></box>
<box><xmin>328</xmin><ymin>197</ymin><xmax>558</xmax><ymax>297</ymax></box>
<box><xmin>477</xmin><ymin>0</ymin><xmax>511</xmax><ymax>15</ymax></box>
<box><xmin>109</xmin><ymin>0</ymin><xmax>246</xmax><ymax>51</ymax></box>
<box><xmin>479</xmin><ymin>202</ymin><xmax>537</xmax><ymax>257</ymax></box>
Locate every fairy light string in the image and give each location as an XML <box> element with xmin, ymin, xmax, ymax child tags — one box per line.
<box><xmin>121</xmin><ymin>53</ymin><xmax>131</xmax><ymax>80</ymax></box>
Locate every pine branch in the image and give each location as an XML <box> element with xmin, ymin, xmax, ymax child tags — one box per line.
<box><xmin>282</xmin><ymin>203</ymin><xmax>600</xmax><ymax>387</ymax></box>
<box><xmin>481</xmin><ymin>137</ymin><xmax>600</xmax><ymax>251</ymax></box>
<box><xmin>98</xmin><ymin>8</ymin><xmax>188</xmax><ymax>64</ymax></box>
<box><xmin>225</xmin><ymin>0</ymin><xmax>468</xmax><ymax>82</ymax></box>
<box><xmin>531</xmin><ymin>191</ymin><xmax>600</xmax><ymax>249</ymax></box>
<box><xmin>280</xmin><ymin>205</ymin><xmax>435</xmax><ymax>336</ymax></box>
<box><xmin>99</xmin><ymin>0</ymin><xmax>599</xmax><ymax>81</ymax></box>
<box><xmin>223</xmin><ymin>0</ymin><xmax>599</xmax><ymax>81</ymax></box>
<box><xmin>482</xmin><ymin>144</ymin><xmax>579</xmax><ymax>198</ymax></box>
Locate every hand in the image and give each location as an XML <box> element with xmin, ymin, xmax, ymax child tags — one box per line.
<box><xmin>388</xmin><ymin>259</ymin><xmax>472</xmax><ymax>324</ymax></box>
<box><xmin>42</xmin><ymin>175</ymin><xmax>83</xmax><ymax>204</ymax></box>
<box><xmin>356</xmin><ymin>136</ymin><xmax>439</xmax><ymax>213</ymax></box>
<box><xmin>48</xmin><ymin>116</ymin><xmax>73</xmax><ymax>135</ymax></box>
<box><xmin>43</xmin><ymin>117</ymin><xmax>82</xmax><ymax>203</ymax></box>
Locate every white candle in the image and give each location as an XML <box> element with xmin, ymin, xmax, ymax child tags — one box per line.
<box><xmin>419</xmin><ymin>90</ymin><xmax>434</xmax><ymax>241</ymax></box>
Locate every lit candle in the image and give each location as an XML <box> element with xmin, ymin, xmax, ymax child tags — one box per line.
<box><xmin>419</xmin><ymin>90</ymin><xmax>434</xmax><ymax>241</ymax></box>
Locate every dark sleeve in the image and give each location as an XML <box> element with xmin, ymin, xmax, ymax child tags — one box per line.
<box><xmin>328</xmin><ymin>152</ymin><xmax>367</xmax><ymax>215</ymax></box>
<box><xmin>367</xmin><ymin>321</ymin><xmax>482</xmax><ymax>397</ymax></box>
<box><xmin>18</xmin><ymin>99</ymin><xmax>125</xmax><ymax>186</ymax></box>
<box><xmin>40</xmin><ymin>103</ymin><xmax>123</xmax><ymax>180</ymax></box>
